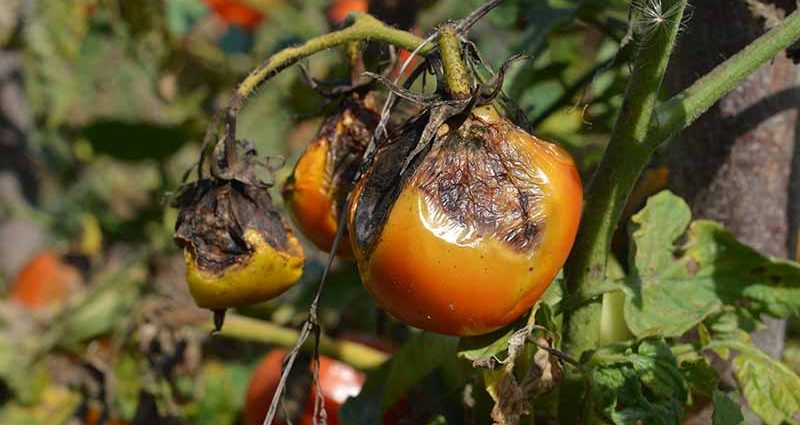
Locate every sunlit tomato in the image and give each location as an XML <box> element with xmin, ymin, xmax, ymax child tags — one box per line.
<box><xmin>328</xmin><ymin>0</ymin><xmax>368</xmax><ymax>25</ymax></box>
<box><xmin>8</xmin><ymin>252</ymin><xmax>82</xmax><ymax>309</ymax></box>
<box><xmin>349</xmin><ymin>105</ymin><xmax>583</xmax><ymax>336</ymax></box>
<box><xmin>173</xmin><ymin>179</ymin><xmax>305</xmax><ymax>309</ymax></box>
<box><xmin>282</xmin><ymin>93</ymin><xmax>379</xmax><ymax>256</ymax></box>
<box><xmin>243</xmin><ymin>349</ymin><xmax>365</xmax><ymax>425</ymax></box>
<box><xmin>205</xmin><ymin>0</ymin><xmax>264</xmax><ymax>31</ymax></box>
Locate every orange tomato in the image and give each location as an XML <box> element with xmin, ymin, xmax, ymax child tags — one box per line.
<box><xmin>8</xmin><ymin>252</ymin><xmax>82</xmax><ymax>309</ymax></box>
<box><xmin>243</xmin><ymin>349</ymin><xmax>365</xmax><ymax>425</ymax></box>
<box><xmin>282</xmin><ymin>94</ymin><xmax>379</xmax><ymax>256</ymax></box>
<box><xmin>205</xmin><ymin>0</ymin><xmax>264</xmax><ymax>31</ymax></box>
<box><xmin>328</xmin><ymin>0</ymin><xmax>369</xmax><ymax>25</ymax></box>
<box><xmin>349</xmin><ymin>105</ymin><xmax>583</xmax><ymax>336</ymax></box>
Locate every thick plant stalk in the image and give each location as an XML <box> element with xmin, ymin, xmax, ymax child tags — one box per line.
<box><xmin>650</xmin><ymin>6</ymin><xmax>800</xmax><ymax>146</ymax></box>
<box><xmin>557</xmin><ymin>1</ymin><xmax>689</xmax><ymax>422</ymax></box>
<box><xmin>558</xmin><ymin>3</ymin><xmax>800</xmax><ymax>423</ymax></box>
<box><xmin>438</xmin><ymin>25</ymin><xmax>472</xmax><ymax>99</ymax></box>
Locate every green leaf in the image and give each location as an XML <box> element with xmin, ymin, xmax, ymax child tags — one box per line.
<box><xmin>712</xmin><ymin>391</ymin><xmax>745</xmax><ymax>425</ymax></box>
<box><xmin>339</xmin><ymin>333</ymin><xmax>459</xmax><ymax>425</ymax></box>
<box><xmin>59</xmin><ymin>264</ymin><xmax>142</xmax><ymax>346</ymax></box>
<box><xmin>187</xmin><ymin>361</ymin><xmax>252</xmax><ymax>425</ymax></box>
<box><xmin>711</xmin><ymin>340</ymin><xmax>800</xmax><ymax>425</ymax></box>
<box><xmin>83</xmin><ymin>122</ymin><xmax>188</xmax><ymax>161</ymax></box>
<box><xmin>622</xmin><ymin>191</ymin><xmax>800</xmax><ymax>337</ymax></box>
<box><xmin>589</xmin><ymin>338</ymin><xmax>688</xmax><ymax>425</ymax></box>
<box><xmin>680</xmin><ymin>358</ymin><xmax>718</xmax><ymax>398</ymax></box>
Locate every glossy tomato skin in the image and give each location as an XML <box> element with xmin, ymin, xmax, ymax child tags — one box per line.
<box><xmin>283</xmin><ymin>138</ymin><xmax>348</xmax><ymax>256</ymax></box>
<box><xmin>205</xmin><ymin>0</ymin><xmax>264</xmax><ymax>31</ymax></box>
<box><xmin>243</xmin><ymin>349</ymin><xmax>365</xmax><ymax>425</ymax></box>
<box><xmin>328</xmin><ymin>0</ymin><xmax>369</xmax><ymax>25</ymax></box>
<box><xmin>282</xmin><ymin>94</ymin><xmax>379</xmax><ymax>257</ymax></box>
<box><xmin>9</xmin><ymin>252</ymin><xmax>82</xmax><ymax>309</ymax></box>
<box><xmin>349</xmin><ymin>105</ymin><xmax>583</xmax><ymax>336</ymax></box>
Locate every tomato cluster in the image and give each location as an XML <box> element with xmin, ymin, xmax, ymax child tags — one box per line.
<box><xmin>173</xmin><ymin>18</ymin><xmax>582</xmax><ymax>338</ymax></box>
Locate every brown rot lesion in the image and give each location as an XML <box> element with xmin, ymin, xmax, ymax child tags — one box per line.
<box><xmin>172</xmin><ymin>176</ymin><xmax>294</xmax><ymax>274</ymax></box>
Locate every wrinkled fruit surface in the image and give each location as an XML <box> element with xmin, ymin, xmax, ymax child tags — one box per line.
<box><xmin>282</xmin><ymin>93</ymin><xmax>379</xmax><ymax>256</ymax></box>
<box><xmin>243</xmin><ymin>349</ymin><xmax>365</xmax><ymax>425</ymax></box>
<box><xmin>173</xmin><ymin>179</ymin><xmax>304</xmax><ymax>309</ymax></box>
<box><xmin>349</xmin><ymin>105</ymin><xmax>582</xmax><ymax>336</ymax></box>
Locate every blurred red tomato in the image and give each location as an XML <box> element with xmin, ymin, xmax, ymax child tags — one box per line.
<box><xmin>205</xmin><ymin>0</ymin><xmax>265</xmax><ymax>31</ymax></box>
<box><xmin>8</xmin><ymin>252</ymin><xmax>82</xmax><ymax>309</ymax></box>
<box><xmin>328</xmin><ymin>0</ymin><xmax>368</xmax><ymax>25</ymax></box>
<box><xmin>243</xmin><ymin>349</ymin><xmax>364</xmax><ymax>425</ymax></box>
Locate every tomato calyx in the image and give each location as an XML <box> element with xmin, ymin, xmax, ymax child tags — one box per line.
<box><xmin>351</xmin><ymin>50</ymin><xmax>526</xmax><ymax>255</ymax></box>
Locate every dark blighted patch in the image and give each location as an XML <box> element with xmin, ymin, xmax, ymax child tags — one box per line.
<box><xmin>350</xmin><ymin>111</ymin><xmax>432</xmax><ymax>254</ymax></box>
<box><xmin>283</xmin><ymin>93</ymin><xmax>379</xmax><ymax>214</ymax></box>
<box><xmin>172</xmin><ymin>179</ymin><xmax>291</xmax><ymax>272</ymax></box>
<box><xmin>411</xmin><ymin>116</ymin><xmax>546</xmax><ymax>253</ymax></box>
<box><xmin>325</xmin><ymin>95</ymin><xmax>379</xmax><ymax>203</ymax></box>
<box><xmin>351</xmin><ymin>110</ymin><xmax>546</xmax><ymax>254</ymax></box>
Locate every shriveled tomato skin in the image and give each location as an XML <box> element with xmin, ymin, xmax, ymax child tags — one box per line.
<box><xmin>184</xmin><ymin>229</ymin><xmax>304</xmax><ymax>309</ymax></box>
<box><xmin>9</xmin><ymin>252</ymin><xmax>82</xmax><ymax>309</ymax></box>
<box><xmin>349</xmin><ymin>105</ymin><xmax>583</xmax><ymax>336</ymax></box>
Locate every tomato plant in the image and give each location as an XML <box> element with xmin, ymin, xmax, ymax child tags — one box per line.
<box><xmin>282</xmin><ymin>91</ymin><xmax>379</xmax><ymax>256</ymax></box>
<box><xmin>4</xmin><ymin>1</ymin><xmax>800</xmax><ymax>425</ymax></box>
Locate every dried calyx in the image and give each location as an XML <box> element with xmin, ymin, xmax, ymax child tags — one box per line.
<box><xmin>352</xmin><ymin>27</ymin><xmax>528</xmax><ymax>256</ymax></box>
<box><xmin>172</xmin><ymin>138</ymin><xmax>304</xmax><ymax>315</ymax></box>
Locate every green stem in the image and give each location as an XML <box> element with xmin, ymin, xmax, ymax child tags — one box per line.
<box><xmin>233</xmin><ymin>13</ymin><xmax>427</xmax><ymax>107</ymax></box>
<box><xmin>649</xmin><ymin>8</ymin><xmax>800</xmax><ymax>146</ymax></box>
<box><xmin>437</xmin><ymin>25</ymin><xmax>472</xmax><ymax>99</ymax></box>
<box><xmin>558</xmin><ymin>1</ymin><xmax>689</xmax><ymax>422</ymax></box>
<box><xmin>203</xmin><ymin>313</ymin><xmax>390</xmax><ymax>370</ymax></box>
<box><xmin>217</xmin><ymin>13</ymin><xmax>429</xmax><ymax>144</ymax></box>
<box><xmin>558</xmin><ymin>4</ymin><xmax>800</xmax><ymax>423</ymax></box>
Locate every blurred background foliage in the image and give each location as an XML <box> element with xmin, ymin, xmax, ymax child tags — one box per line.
<box><xmin>3</xmin><ymin>1</ymin><xmax>783</xmax><ymax>424</ymax></box>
